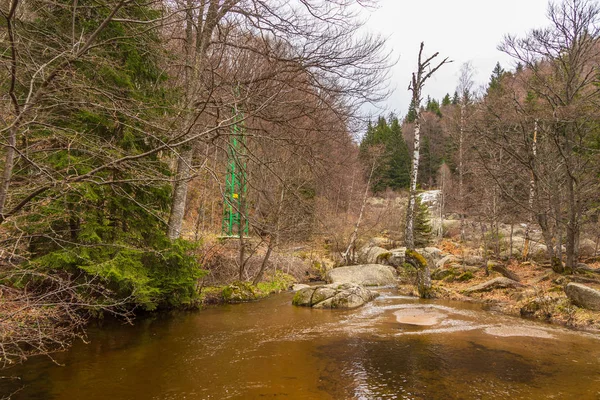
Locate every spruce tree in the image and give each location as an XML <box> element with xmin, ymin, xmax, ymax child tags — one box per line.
<box><xmin>442</xmin><ymin>93</ymin><xmax>451</xmax><ymax>107</ymax></box>
<box><xmin>452</xmin><ymin>91</ymin><xmax>460</xmax><ymax>105</ymax></box>
<box><xmin>488</xmin><ymin>62</ymin><xmax>505</xmax><ymax>92</ymax></box>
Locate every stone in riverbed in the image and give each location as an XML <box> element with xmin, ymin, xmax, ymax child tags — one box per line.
<box><xmin>292</xmin><ymin>283</ymin><xmax>379</xmax><ymax>309</ymax></box>
<box><xmin>565</xmin><ymin>283</ymin><xmax>600</xmax><ymax>311</ymax></box>
<box><xmin>325</xmin><ymin>264</ymin><xmax>397</xmax><ymax>286</ymax></box>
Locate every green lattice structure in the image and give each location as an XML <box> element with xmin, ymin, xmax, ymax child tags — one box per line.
<box><xmin>221</xmin><ymin>105</ymin><xmax>249</xmax><ymax>237</ymax></box>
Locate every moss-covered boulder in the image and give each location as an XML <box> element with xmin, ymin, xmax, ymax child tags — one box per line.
<box><xmin>222</xmin><ymin>282</ymin><xmax>260</xmax><ymax>302</ymax></box>
<box><xmin>292</xmin><ymin>283</ymin><xmax>379</xmax><ymax>309</ymax></box>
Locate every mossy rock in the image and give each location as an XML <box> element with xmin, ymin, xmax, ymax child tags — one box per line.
<box><xmin>222</xmin><ymin>281</ymin><xmax>260</xmax><ymax>302</ymax></box>
<box><xmin>405</xmin><ymin>249</ymin><xmax>428</xmax><ymax>269</ymax></box>
<box><xmin>432</xmin><ymin>268</ymin><xmax>458</xmax><ymax>281</ymax></box>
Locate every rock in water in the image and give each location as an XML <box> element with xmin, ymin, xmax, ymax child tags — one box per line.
<box><xmin>394</xmin><ymin>308</ymin><xmax>446</xmax><ymax>326</ymax></box>
<box><xmin>325</xmin><ymin>264</ymin><xmax>397</xmax><ymax>286</ymax></box>
<box><xmin>292</xmin><ymin>283</ymin><xmax>379</xmax><ymax>309</ymax></box>
<box><xmin>565</xmin><ymin>283</ymin><xmax>600</xmax><ymax>311</ymax></box>
<box><xmin>463</xmin><ymin>277</ymin><xmax>524</xmax><ymax>294</ymax></box>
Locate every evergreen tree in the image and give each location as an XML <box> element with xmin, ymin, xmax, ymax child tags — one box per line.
<box><xmin>7</xmin><ymin>0</ymin><xmax>202</xmax><ymax>310</ymax></box>
<box><xmin>488</xmin><ymin>62</ymin><xmax>505</xmax><ymax>92</ymax></box>
<box><xmin>406</xmin><ymin>98</ymin><xmax>418</xmax><ymax>123</ymax></box>
<box><xmin>413</xmin><ymin>196</ymin><xmax>432</xmax><ymax>247</ymax></box>
<box><xmin>426</xmin><ymin>97</ymin><xmax>442</xmax><ymax>117</ymax></box>
<box><xmin>452</xmin><ymin>91</ymin><xmax>460</xmax><ymax>105</ymax></box>
<box><xmin>359</xmin><ymin>114</ymin><xmax>411</xmax><ymax>192</ymax></box>
<box><xmin>441</xmin><ymin>93</ymin><xmax>452</xmax><ymax>107</ymax></box>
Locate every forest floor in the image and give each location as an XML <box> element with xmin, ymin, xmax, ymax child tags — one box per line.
<box><xmin>397</xmin><ymin>252</ymin><xmax>600</xmax><ymax>332</ymax></box>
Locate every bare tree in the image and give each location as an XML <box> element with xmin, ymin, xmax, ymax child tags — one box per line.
<box><xmin>500</xmin><ymin>0</ymin><xmax>600</xmax><ymax>271</ymax></box>
<box><xmin>404</xmin><ymin>42</ymin><xmax>450</xmax><ymax>250</ymax></box>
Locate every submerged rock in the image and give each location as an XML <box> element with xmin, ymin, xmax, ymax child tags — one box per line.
<box><xmin>565</xmin><ymin>283</ymin><xmax>600</xmax><ymax>311</ymax></box>
<box><xmin>292</xmin><ymin>283</ymin><xmax>379</xmax><ymax>309</ymax></box>
<box><xmin>484</xmin><ymin>326</ymin><xmax>554</xmax><ymax>339</ymax></box>
<box><xmin>463</xmin><ymin>277</ymin><xmax>524</xmax><ymax>294</ymax></box>
<box><xmin>394</xmin><ymin>308</ymin><xmax>446</xmax><ymax>326</ymax></box>
<box><xmin>326</xmin><ymin>264</ymin><xmax>397</xmax><ymax>286</ymax></box>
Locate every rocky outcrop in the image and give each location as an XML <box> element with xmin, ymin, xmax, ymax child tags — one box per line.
<box><xmin>292</xmin><ymin>283</ymin><xmax>379</xmax><ymax>309</ymax></box>
<box><xmin>326</xmin><ymin>264</ymin><xmax>397</xmax><ymax>286</ymax></box>
<box><xmin>463</xmin><ymin>277</ymin><xmax>524</xmax><ymax>294</ymax></box>
<box><xmin>565</xmin><ymin>283</ymin><xmax>600</xmax><ymax>311</ymax></box>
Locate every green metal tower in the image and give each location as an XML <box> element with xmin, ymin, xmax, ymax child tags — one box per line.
<box><xmin>221</xmin><ymin>104</ymin><xmax>249</xmax><ymax>237</ymax></box>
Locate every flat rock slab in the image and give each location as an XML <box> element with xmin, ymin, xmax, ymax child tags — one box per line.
<box><xmin>292</xmin><ymin>283</ymin><xmax>379</xmax><ymax>309</ymax></box>
<box><xmin>326</xmin><ymin>264</ymin><xmax>397</xmax><ymax>286</ymax></box>
<box><xmin>394</xmin><ymin>309</ymin><xmax>446</xmax><ymax>326</ymax></box>
<box><xmin>484</xmin><ymin>326</ymin><xmax>554</xmax><ymax>339</ymax></box>
<box><xmin>464</xmin><ymin>277</ymin><xmax>524</xmax><ymax>294</ymax></box>
<box><xmin>565</xmin><ymin>283</ymin><xmax>600</xmax><ymax>311</ymax></box>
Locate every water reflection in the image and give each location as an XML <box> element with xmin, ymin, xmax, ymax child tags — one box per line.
<box><xmin>2</xmin><ymin>290</ymin><xmax>600</xmax><ymax>399</ymax></box>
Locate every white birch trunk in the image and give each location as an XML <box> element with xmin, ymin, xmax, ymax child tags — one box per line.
<box><xmin>405</xmin><ymin>118</ymin><xmax>421</xmax><ymax>250</ymax></box>
<box><xmin>523</xmin><ymin>120</ymin><xmax>538</xmax><ymax>260</ymax></box>
<box><xmin>459</xmin><ymin>103</ymin><xmax>465</xmax><ymax>242</ymax></box>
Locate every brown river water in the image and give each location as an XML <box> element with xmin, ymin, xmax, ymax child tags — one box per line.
<box><xmin>2</xmin><ymin>289</ymin><xmax>600</xmax><ymax>399</ymax></box>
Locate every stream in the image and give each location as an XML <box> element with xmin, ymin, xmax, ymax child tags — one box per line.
<box><xmin>2</xmin><ymin>289</ymin><xmax>600</xmax><ymax>399</ymax></box>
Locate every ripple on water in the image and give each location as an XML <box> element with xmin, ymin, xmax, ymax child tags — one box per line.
<box><xmin>484</xmin><ymin>325</ymin><xmax>555</xmax><ymax>339</ymax></box>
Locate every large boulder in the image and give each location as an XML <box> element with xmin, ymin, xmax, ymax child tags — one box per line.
<box><xmin>325</xmin><ymin>264</ymin><xmax>397</xmax><ymax>286</ymax></box>
<box><xmin>463</xmin><ymin>277</ymin><xmax>524</xmax><ymax>294</ymax></box>
<box><xmin>292</xmin><ymin>283</ymin><xmax>379</xmax><ymax>309</ymax></box>
<box><xmin>388</xmin><ymin>247</ymin><xmax>407</xmax><ymax>267</ymax></box>
<box><xmin>436</xmin><ymin>254</ymin><xmax>461</xmax><ymax>269</ymax></box>
<box><xmin>368</xmin><ymin>237</ymin><xmax>397</xmax><ymax>249</ymax></box>
<box><xmin>580</xmin><ymin>238</ymin><xmax>598</xmax><ymax>257</ymax></box>
<box><xmin>358</xmin><ymin>245</ymin><xmax>391</xmax><ymax>264</ymax></box>
<box><xmin>565</xmin><ymin>283</ymin><xmax>600</xmax><ymax>311</ymax></box>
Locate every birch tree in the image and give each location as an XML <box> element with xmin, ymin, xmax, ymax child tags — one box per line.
<box><xmin>404</xmin><ymin>42</ymin><xmax>450</xmax><ymax>250</ymax></box>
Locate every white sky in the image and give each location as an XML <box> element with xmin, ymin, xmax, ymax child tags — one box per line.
<box><xmin>362</xmin><ymin>0</ymin><xmax>551</xmax><ymax>117</ymax></box>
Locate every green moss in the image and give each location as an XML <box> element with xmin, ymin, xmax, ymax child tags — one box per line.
<box><xmin>376</xmin><ymin>252</ymin><xmax>392</xmax><ymax>262</ymax></box>
<box><xmin>405</xmin><ymin>249</ymin><xmax>427</xmax><ymax>269</ymax></box>
<box><xmin>457</xmin><ymin>271</ymin><xmax>474</xmax><ymax>282</ymax></box>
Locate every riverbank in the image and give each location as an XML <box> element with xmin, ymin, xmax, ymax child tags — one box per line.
<box><xmin>397</xmin><ymin>258</ymin><xmax>600</xmax><ymax>332</ymax></box>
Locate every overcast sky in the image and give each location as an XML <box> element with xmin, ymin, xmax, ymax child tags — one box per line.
<box><xmin>362</xmin><ymin>0</ymin><xmax>551</xmax><ymax>117</ymax></box>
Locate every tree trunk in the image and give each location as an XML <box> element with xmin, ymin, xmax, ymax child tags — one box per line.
<box><xmin>252</xmin><ymin>236</ymin><xmax>274</xmax><ymax>285</ymax></box>
<box><xmin>523</xmin><ymin>120</ymin><xmax>538</xmax><ymax>261</ymax></box>
<box><xmin>0</xmin><ymin>126</ymin><xmax>17</xmax><ymax>216</ymax></box>
<box><xmin>344</xmin><ymin>161</ymin><xmax>375</xmax><ymax>264</ymax></box>
<box><xmin>459</xmin><ymin>104</ymin><xmax>465</xmax><ymax>242</ymax></box>
<box><xmin>405</xmin><ymin>118</ymin><xmax>421</xmax><ymax>250</ymax></box>
<box><xmin>406</xmin><ymin>249</ymin><xmax>432</xmax><ymax>299</ymax></box>
<box><xmin>167</xmin><ymin>146</ymin><xmax>194</xmax><ymax>239</ymax></box>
